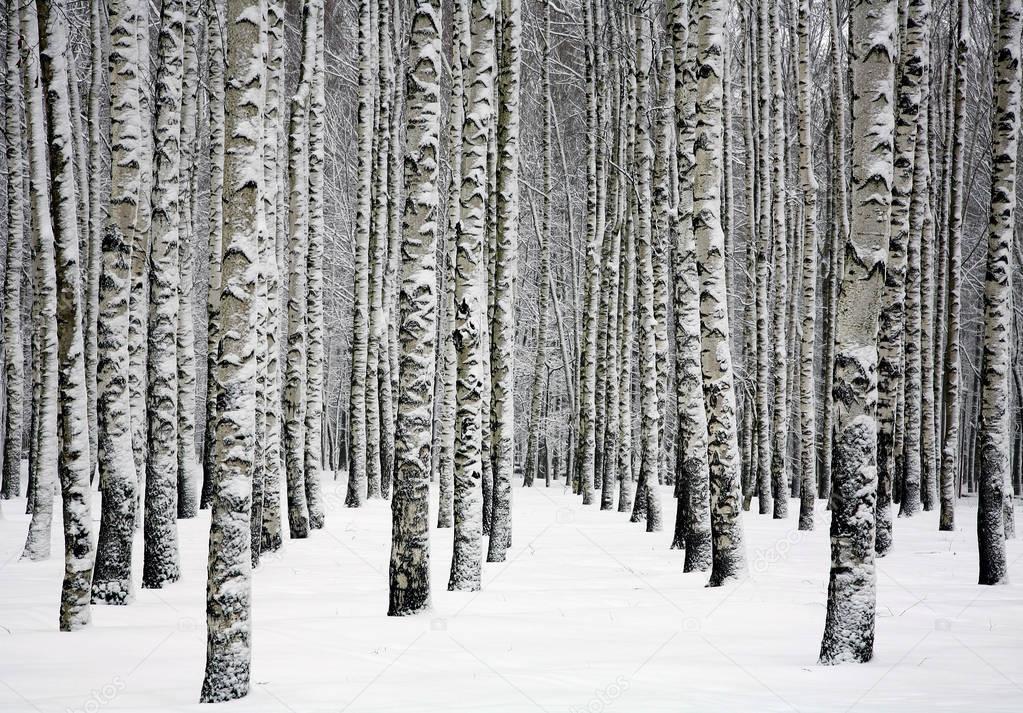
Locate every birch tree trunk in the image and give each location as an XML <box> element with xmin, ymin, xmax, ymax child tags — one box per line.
<box><xmin>202</xmin><ymin>0</ymin><xmax>226</xmax><ymax>511</ymax></box>
<box><xmin>768</xmin><ymin>0</ymin><xmax>788</xmax><ymax>520</ymax></box>
<box><xmin>693</xmin><ymin>0</ymin><xmax>744</xmax><ymax>586</ymax></box>
<box><xmin>524</xmin><ymin>0</ymin><xmax>551</xmax><ymax>491</ymax></box>
<box><xmin>284</xmin><ymin>2</ymin><xmax>316</xmax><ymax>538</ymax></box>
<box><xmin>754</xmin><ymin>0</ymin><xmax>772</xmax><ymax>516</ymax></box>
<box><xmin>388</xmin><ymin>0</ymin><xmax>441</xmax><ymax>615</ymax></box>
<box><xmin>819</xmin><ymin>0</ymin><xmax>896</xmax><ymax>665</ymax></box>
<box><xmin>176</xmin><ymin>0</ymin><xmax>201</xmax><ymax>519</ymax></box>
<box><xmin>92</xmin><ymin>0</ymin><xmax>144</xmax><ymax>605</ymax></box>
<box><xmin>487</xmin><ymin>0</ymin><xmax>520</xmax><ymax>562</ymax></box>
<box><xmin>977</xmin><ymin>0</ymin><xmax>1022</xmax><ymax>587</ymax></box>
<box><xmin>84</xmin><ymin>0</ymin><xmax>105</xmax><ymax>486</ymax></box>
<box><xmin>448</xmin><ymin>0</ymin><xmax>496</xmax><ymax>593</ymax></box>
<box><xmin>939</xmin><ymin>0</ymin><xmax>968</xmax><ymax>533</ymax></box>
<box><xmin>143</xmin><ymin>0</ymin><xmax>185</xmax><ymax>590</ymax></box>
<box><xmin>19</xmin><ymin>0</ymin><xmax>58</xmax><ymax>562</ymax></box>
<box><xmin>346</xmin><ymin>0</ymin><xmax>376</xmax><ymax>508</ymax></box>
<box><xmin>436</xmin><ymin>0</ymin><xmax>469</xmax><ymax>527</ymax></box>
<box><xmin>199</xmin><ymin>0</ymin><xmax>263</xmax><ymax>700</ymax></box>
<box><xmin>796</xmin><ymin>0</ymin><xmax>818</xmax><ymax>531</ymax></box>
<box><xmin>1</xmin><ymin>0</ymin><xmax>25</xmax><ymax>502</ymax></box>
<box><xmin>38</xmin><ymin>0</ymin><xmax>97</xmax><ymax>630</ymax></box>
<box><xmin>305</xmin><ymin>0</ymin><xmax>326</xmax><ymax>526</ymax></box>
<box><xmin>261</xmin><ymin>0</ymin><xmax>286</xmax><ymax>552</ymax></box>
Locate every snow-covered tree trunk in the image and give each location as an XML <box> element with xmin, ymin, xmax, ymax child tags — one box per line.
<box><xmin>38</xmin><ymin>0</ymin><xmax>97</xmax><ymax>630</ymax></box>
<box><xmin>670</xmin><ymin>0</ymin><xmax>710</xmax><ymax>570</ymax></box>
<box><xmin>768</xmin><ymin>0</ymin><xmax>788</xmax><ymax>521</ymax></box>
<box><xmin>199</xmin><ymin>0</ymin><xmax>264</xmax><ymax>701</ymax></box>
<box><xmin>796</xmin><ymin>0</ymin><xmax>818</xmax><ymax>531</ymax></box>
<box><xmin>436</xmin><ymin>0</ymin><xmax>468</xmax><ymax>526</ymax></box>
<box><xmin>346</xmin><ymin>0</ymin><xmax>376</xmax><ymax>509</ymax></box>
<box><xmin>524</xmin><ymin>0</ymin><xmax>551</xmax><ymax>491</ymax></box>
<box><xmin>977</xmin><ymin>0</ymin><xmax>1022</xmax><ymax>587</ymax></box>
<box><xmin>448</xmin><ymin>0</ymin><xmax>496</xmax><ymax>592</ymax></box>
<box><xmin>84</xmin><ymin>0</ymin><xmax>105</xmax><ymax>486</ymax></box>
<box><xmin>284</xmin><ymin>2</ymin><xmax>316</xmax><ymax>538</ymax></box>
<box><xmin>143</xmin><ymin>0</ymin><xmax>186</xmax><ymax>591</ymax></box>
<box><xmin>1</xmin><ymin>0</ymin><xmax>26</xmax><ymax>502</ymax></box>
<box><xmin>487</xmin><ymin>0</ymin><xmax>520</xmax><ymax>562</ymax></box>
<box><xmin>692</xmin><ymin>0</ymin><xmax>744</xmax><ymax>586</ymax></box>
<box><xmin>632</xmin><ymin>0</ymin><xmax>661</xmax><ymax>532</ymax></box>
<box><xmin>576</xmin><ymin>0</ymin><xmax>600</xmax><ymax>506</ymax></box>
<box><xmin>388</xmin><ymin>0</ymin><xmax>441</xmax><ymax>615</ymax></box>
<box><xmin>260</xmin><ymin>0</ymin><xmax>286</xmax><ymax>552</ymax></box>
<box><xmin>129</xmin><ymin>0</ymin><xmax>153</xmax><ymax>514</ymax></box>
<box><xmin>819</xmin><ymin>0</ymin><xmax>896</xmax><ymax>665</ymax></box>
<box><xmin>304</xmin><ymin>0</ymin><xmax>326</xmax><ymax>526</ymax></box>
<box><xmin>753</xmin><ymin>0</ymin><xmax>772</xmax><ymax>516</ymax></box>
<box><xmin>92</xmin><ymin>0</ymin><xmax>144</xmax><ymax>605</ymax></box>
<box><xmin>877</xmin><ymin>0</ymin><xmax>925</xmax><ymax>548</ymax></box>
<box><xmin>939</xmin><ymin>0</ymin><xmax>968</xmax><ymax>533</ymax></box>
<box><xmin>820</xmin><ymin>0</ymin><xmax>849</xmax><ymax>504</ymax></box>
<box><xmin>176</xmin><ymin>0</ymin><xmax>201</xmax><ymax>519</ymax></box>
<box><xmin>19</xmin><ymin>0</ymin><xmax>58</xmax><ymax>561</ymax></box>
<box><xmin>202</xmin><ymin>0</ymin><xmax>226</xmax><ymax>511</ymax></box>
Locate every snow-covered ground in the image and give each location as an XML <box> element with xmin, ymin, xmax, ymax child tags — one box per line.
<box><xmin>1</xmin><ymin>475</ymin><xmax>1022</xmax><ymax>712</ymax></box>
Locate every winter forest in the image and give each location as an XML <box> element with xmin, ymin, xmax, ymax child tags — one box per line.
<box><xmin>1</xmin><ymin>0</ymin><xmax>1022</xmax><ymax>709</ymax></box>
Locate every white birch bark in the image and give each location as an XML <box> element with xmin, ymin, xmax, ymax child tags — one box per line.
<box><xmin>199</xmin><ymin>0</ymin><xmax>263</xmax><ymax>700</ymax></box>
<box><xmin>977</xmin><ymin>0</ymin><xmax>1022</xmax><ymax>587</ymax></box>
<box><xmin>939</xmin><ymin>0</ymin><xmax>968</xmax><ymax>533</ymax></box>
<box><xmin>448</xmin><ymin>0</ymin><xmax>496</xmax><ymax>592</ymax></box>
<box><xmin>487</xmin><ymin>0</ymin><xmax>520</xmax><ymax>562</ymax></box>
<box><xmin>143</xmin><ymin>0</ymin><xmax>185</xmax><ymax>590</ymax></box>
<box><xmin>796</xmin><ymin>0</ymin><xmax>818</xmax><ymax>531</ymax></box>
<box><xmin>819</xmin><ymin>0</ymin><xmax>896</xmax><ymax>665</ymax></box>
<box><xmin>19</xmin><ymin>0</ymin><xmax>58</xmax><ymax>561</ymax></box>
<box><xmin>388</xmin><ymin>0</ymin><xmax>441</xmax><ymax>615</ymax></box>
<box><xmin>38</xmin><ymin>0</ymin><xmax>97</xmax><ymax>630</ymax></box>
<box><xmin>1</xmin><ymin>0</ymin><xmax>26</xmax><ymax>502</ymax></box>
<box><xmin>693</xmin><ymin>0</ymin><xmax>745</xmax><ymax>586</ymax></box>
<box><xmin>92</xmin><ymin>0</ymin><xmax>143</xmax><ymax>605</ymax></box>
<box><xmin>260</xmin><ymin>0</ymin><xmax>286</xmax><ymax>551</ymax></box>
<box><xmin>436</xmin><ymin>0</ymin><xmax>469</xmax><ymax>526</ymax></box>
<box><xmin>304</xmin><ymin>0</ymin><xmax>326</xmax><ymax>526</ymax></box>
<box><xmin>176</xmin><ymin>0</ymin><xmax>201</xmax><ymax>519</ymax></box>
<box><xmin>346</xmin><ymin>0</ymin><xmax>376</xmax><ymax>508</ymax></box>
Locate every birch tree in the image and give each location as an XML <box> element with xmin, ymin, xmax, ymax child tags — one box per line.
<box><xmin>796</xmin><ymin>0</ymin><xmax>818</xmax><ymax>531</ymax></box>
<box><xmin>92</xmin><ymin>0</ymin><xmax>144</xmax><ymax>605</ymax></box>
<box><xmin>143</xmin><ymin>0</ymin><xmax>185</xmax><ymax>590</ymax></box>
<box><xmin>977</xmin><ymin>0</ymin><xmax>1022</xmax><ymax>587</ymax></box>
<box><xmin>1</xmin><ymin>0</ymin><xmax>25</xmax><ymax>503</ymax></box>
<box><xmin>388</xmin><ymin>0</ymin><xmax>441</xmax><ymax>615</ymax></box>
<box><xmin>819</xmin><ymin>0</ymin><xmax>896</xmax><ymax>665</ymax></box>
<box><xmin>448</xmin><ymin>0</ymin><xmax>496</xmax><ymax>593</ymax></box>
<box><xmin>38</xmin><ymin>0</ymin><xmax>97</xmax><ymax>630</ymax></box>
<box><xmin>346</xmin><ymin>0</ymin><xmax>376</xmax><ymax>508</ymax></box>
<box><xmin>939</xmin><ymin>0</ymin><xmax>969</xmax><ymax>533</ymax></box>
<box><xmin>488</xmin><ymin>0</ymin><xmax>521</xmax><ymax>562</ymax></box>
<box><xmin>199</xmin><ymin>0</ymin><xmax>264</xmax><ymax>699</ymax></box>
<box><xmin>693</xmin><ymin>0</ymin><xmax>744</xmax><ymax>586</ymax></box>
<box><xmin>19</xmin><ymin>0</ymin><xmax>58</xmax><ymax>562</ymax></box>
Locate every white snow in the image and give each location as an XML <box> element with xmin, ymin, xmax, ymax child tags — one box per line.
<box><xmin>1</xmin><ymin>476</ymin><xmax>1022</xmax><ymax>712</ymax></box>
